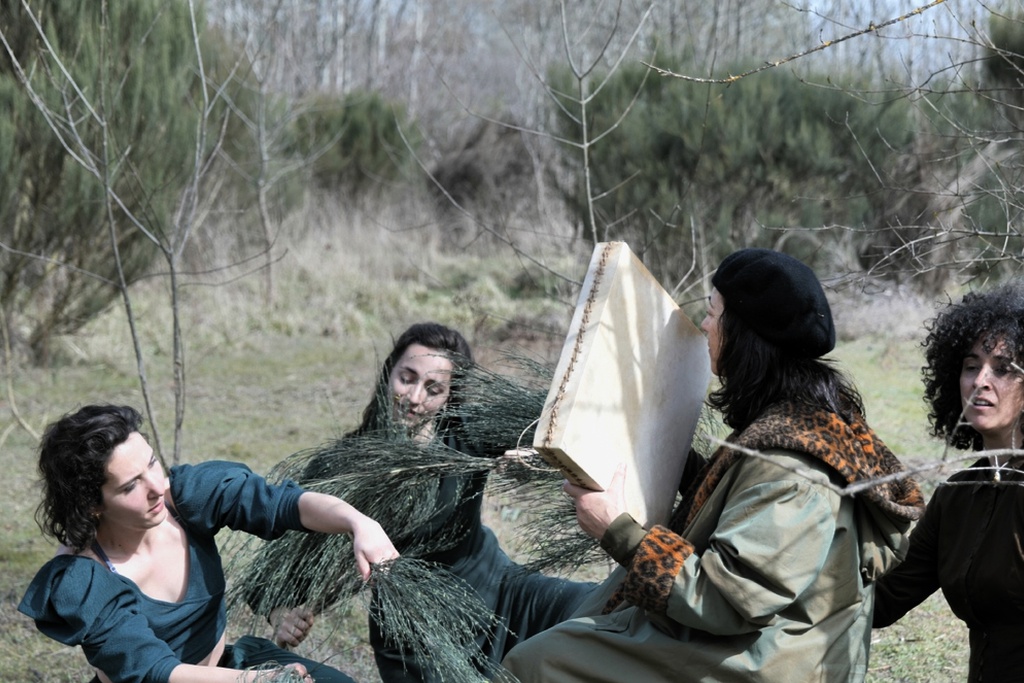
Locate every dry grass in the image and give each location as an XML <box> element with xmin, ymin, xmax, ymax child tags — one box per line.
<box><xmin>0</xmin><ymin>207</ymin><xmax>971</xmax><ymax>682</ymax></box>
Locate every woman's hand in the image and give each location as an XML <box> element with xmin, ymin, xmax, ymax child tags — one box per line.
<box><xmin>170</xmin><ymin>661</ymin><xmax>313</xmax><ymax>682</ymax></box>
<box><xmin>270</xmin><ymin>606</ymin><xmax>315</xmax><ymax>649</ymax></box>
<box><xmin>350</xmin><ymin>515</ymin><xmax>400</xmax><ymax>581</ymax></box>
<box><xmin>564</xmin><ymin>463</ymin><xmax>628</xmax><ymax>540</ymax></box>
<box><xmin>279</xmin><ymin>663</ymin><xmax>313</xmax><ymax>681</ymax></box>
<box><xmin>296</xmin><ymin>492</ymin><xmax>400</xmax><ymax>581</ymax></box>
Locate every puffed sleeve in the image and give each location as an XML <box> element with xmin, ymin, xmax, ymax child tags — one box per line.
<box><xmin>18</xmin><ymin>556</ymin><xmax>180</xmax><ymax>683</ymax></box>
<box><xmin>168</xmin><ymin>460</ymin><xmax>306</xmax><ymax>539</ymax></box>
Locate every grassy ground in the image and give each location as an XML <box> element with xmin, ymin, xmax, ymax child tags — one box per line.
<box><xmin>0</xmin><ymin>256</ymin><xmax>970</xmax><ymax>681</ymax></box>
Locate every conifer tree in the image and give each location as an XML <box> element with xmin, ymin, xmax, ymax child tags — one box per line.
<box><xmin>0</xmin><ymin>0</ymin><xmax>199</xmax><ymax>364</ymax></box>
<box><xmin>551</xmin><ymin>58</ymin><xmax>915</xmax><ymax>286</ymax></box>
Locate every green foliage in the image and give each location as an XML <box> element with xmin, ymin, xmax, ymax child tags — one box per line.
<box><xmin>921</xmin><ymin>115</ymin><xmax>1024</xmax><ymax>284</ymax></box>
<box><xmin>0</xmin><ymin>0</ymin><xmax>200</xmax><ymax>363</ymax></box>
<box><xmin>957</xmin><ymin>13</ymin><xmax>1024</xmax><ymax>283</ymax></box>
<box><xmin>550</xmin><ymin>55</ymin><xmax>916</xmax><ymax>284</ymax></box>
<box><xmin>289</xmin><ymin>91</ymin><xmax>420</xmax><ymax>193</ymax></box>
<box><xmin>985</xmin><ymin>12</ymin><xmax>1024</xmax><ymax>87</ymax></box>
<box><xmin>226</xmin><ymin>358</ymin><xmax>600</xmax><ymax>680</ymax></box>
<box><xmin>229</xmin><ymin>359</ymin><xmax>588</xmax><ymax>618</ymax></box>
<box><xmin>874</xmin><ymin>70</ymin><xmax>1024</xmax><ymax>289</ymax></box>
<box><xmin>369</xmin><ymin>559</ymin><xmax>515</xmax><ymax>683</ymax></box>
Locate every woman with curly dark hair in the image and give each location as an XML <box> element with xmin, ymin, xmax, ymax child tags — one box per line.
<box><xmin>19</xmin><ymin>404</ymin><xmax>398</xmax><ymax>683</ymax></box>
<box><xmin>502</xmin><ymin>248</ymin><xmax>924</xmax><ymax>683</ymax></box>
<box><xmin>873</xmin><ymin>281</ymin><xmax>1024</xmax><ymax>682</ymax></box>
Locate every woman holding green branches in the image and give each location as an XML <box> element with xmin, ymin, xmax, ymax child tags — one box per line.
<box><xmin>262</xmin><ymin>322</ymin><xmax>595</xmax><ymax>683</ymax></box>
<box><xmin>18</xmin><ymin>403</ymin><xmax>398</xmax><ymax>683</ymax></box>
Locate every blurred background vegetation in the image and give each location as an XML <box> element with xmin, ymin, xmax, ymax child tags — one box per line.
<box><xmin>4</xmin><ymin>1</ymin><xmax>1024</xmax><ymax>375</ymax></box>
<box><xmin>1</xmin><ymin>0</ymin><xmax>1018</xmax><ymax>680</ymax></box>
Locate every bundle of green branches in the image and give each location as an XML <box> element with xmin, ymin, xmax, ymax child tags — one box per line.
<box><xmin>447</xmin><ymin>357</ymin><xmax>552</xmax><ymax>459</ymax></box>
<box><xmin>228</xmin><ymin>432</ymin><xmax>499</xmax><ymax>620</ymax></box>
<box><xmin>369</xmin><ymin>558</ymin><xmax>518</xmax><ymax>683</ymax></box>
<box><xmin>452</xmin><ymin>357</ymin><xmax>723</xmax><ymax>573</ymax></box>
<box><xmin>227</xmin><ymin>356</ymin><xmax>609</xmax><ymax>682</ymax></box>
<box><xmin>505</xmin><ymin>492</ymin><xmax>607</xmax><ymax>575</ymax></box>
<box><xmin>449</xmin><ymin>358</ymin><xmax>605</xmax><ymax>571</ymax></box>
<box><xmin>246</xmin><ymin>666</ymin><xmax>309</xmax><ymax>682</ymax></box>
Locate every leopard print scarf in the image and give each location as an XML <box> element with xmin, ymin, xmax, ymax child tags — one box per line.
<box><xmin>671</xmin><ymin>401</ymin><xmax>924</xmax><ymax>533</ymax></box>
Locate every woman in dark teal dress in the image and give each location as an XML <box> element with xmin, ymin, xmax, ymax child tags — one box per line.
<box><xmin>19</xmin><ymin>403</ymin><xmax>398</xmax><ymax>683</ymax></box>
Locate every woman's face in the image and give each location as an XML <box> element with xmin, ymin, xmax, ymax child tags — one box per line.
<box><xmin>95</xmin><ymin>431</ymin><xmax>169</xmax><ymax>533</ymax></box>
<box><xmin>960</xmin><ymin>337</ymin><xmax>1024</xmax><ymax>450</ymax></box>
<box><xmin>388</xmin><ymin>343</ymin><xmax>454</xmax><ymax>439</ymax></box>
<box><xmin>700</xmin><ymin>288</ymin><xmax>725</xmax><ymax>376</ymax></box>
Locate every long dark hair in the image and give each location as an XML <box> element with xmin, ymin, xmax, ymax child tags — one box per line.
<box><xmin>708</xmin><ymin>308</ymin><xmax>863</xmax><ymax>431</ymax></box>
<box><xmin>923</xmin><ymin>281</ymin><xmax>1024</xmax><ymax>451</ymax></box>
<box><xmin>349</xmin><ymin>322</ymin><xmax>473</xmax><ymax>437</ymax></box>
<box><xmin>35</xmin><ymin>404</ymin><xmax>143</xmax><ymax>553</ymax></box>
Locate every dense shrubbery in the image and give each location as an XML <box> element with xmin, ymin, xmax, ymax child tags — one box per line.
<box><xmin>550</xmin><ymin>56</ymin><xmax>920</xmax><ymax>285</ymax></box>
<box><xmin>549</xmin><ymin>39</ymin><xmax>1024</xmax><ymax>293</ymax></box>
<box><xmin>986</xmin><ymin>12</ymin><xmax>1024</xmax><ymax>88</ymax></box>
<box><xmin>0</xmin><ymin>3</ymin><xmax>420</xmax><ymax>364</ymax></box>
<box><xmin>0</xmin><ymin>1</ymin><xmax>199</xmax><ymax>363</ymax></box>
<box><xmin>290</xmin><ymin>91</ymin><xmax>420</xmax><ymax>193</ymax></box>
<box><xmin>6</xmin><ymin>4</ymin><xmax>1024</xmax><ymax>367</ymax></box>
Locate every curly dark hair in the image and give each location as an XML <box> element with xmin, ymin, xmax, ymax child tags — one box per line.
<box><xmin>35</xmin><ymin>404</ymin><xmax>143</xmax><ymax>553</ymax></box>
<box><xmin>708</xmin><ymin>307</ymin><xmax>864</xmax><ymax>431</ymax></box>
<box><xmin>923</xmin><ymin>281</ymin><xmax>1024</xmax><ymax>451</ymax></box>
<box><xmin>349</xmin><ymin>322</ymin><xmax>473</xmax><ymax>437</ymax></box>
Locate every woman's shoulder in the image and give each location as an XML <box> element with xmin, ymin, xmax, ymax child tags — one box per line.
<box><xmin>168</xmin><ymin>459</ymin><xmax>304</xmax><ymax>537</ymax></box>
<box><xmin>19</xmin><ymin>554</ymin><xmax>134</xmax><ymax>628</ymax></box>
<box><xmin>26</xmin><ymin>553</ymin><xmax>111</xmax><ymax>587</ymax></box>
<box><xmin>732</xmin><ymin>447</ymin><xmax>838</xmax><ymax>487</ymax></box>
<box><xmin>19</xmin><ymin>553</ymin><xmax>182</xmax><ymax>679</ymax></box>
<box><xmin>167</xmin><ymin>459</ymin><xmax>261</xmax><ymax>513</ymax></box>
<box><xmin>169</xmin><ymin>459</ymin><xmax>254</xmax><ymax>487</ymax></box>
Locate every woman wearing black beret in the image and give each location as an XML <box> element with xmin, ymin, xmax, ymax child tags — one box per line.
<box><xmin>502</xmin><ymin>248</ymin><xmax>925</xmax><ymax>683</ymax></box>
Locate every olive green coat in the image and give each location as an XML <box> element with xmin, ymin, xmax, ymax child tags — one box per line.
<box><xmin>502</xmin><ymin>405</ymin><xmax>923</xmax><ymax>683</ymax></box>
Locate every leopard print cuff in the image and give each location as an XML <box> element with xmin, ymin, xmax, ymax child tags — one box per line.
<box><xmin>619</xmin><ymin>524</ymin><xmax>694</xmax><ymax>613</ymax></box>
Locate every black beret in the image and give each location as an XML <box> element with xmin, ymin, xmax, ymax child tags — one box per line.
<box><xmin>711</xmin><ymin>248</ymin><xmax>835</xmax><ymax>358</ymax></box>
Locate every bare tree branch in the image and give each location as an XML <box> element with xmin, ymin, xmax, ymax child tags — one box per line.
<box><xmin>651</xmin><ymin>0</ymin><xmax>948</xmax><ymax>85</ymax></box>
